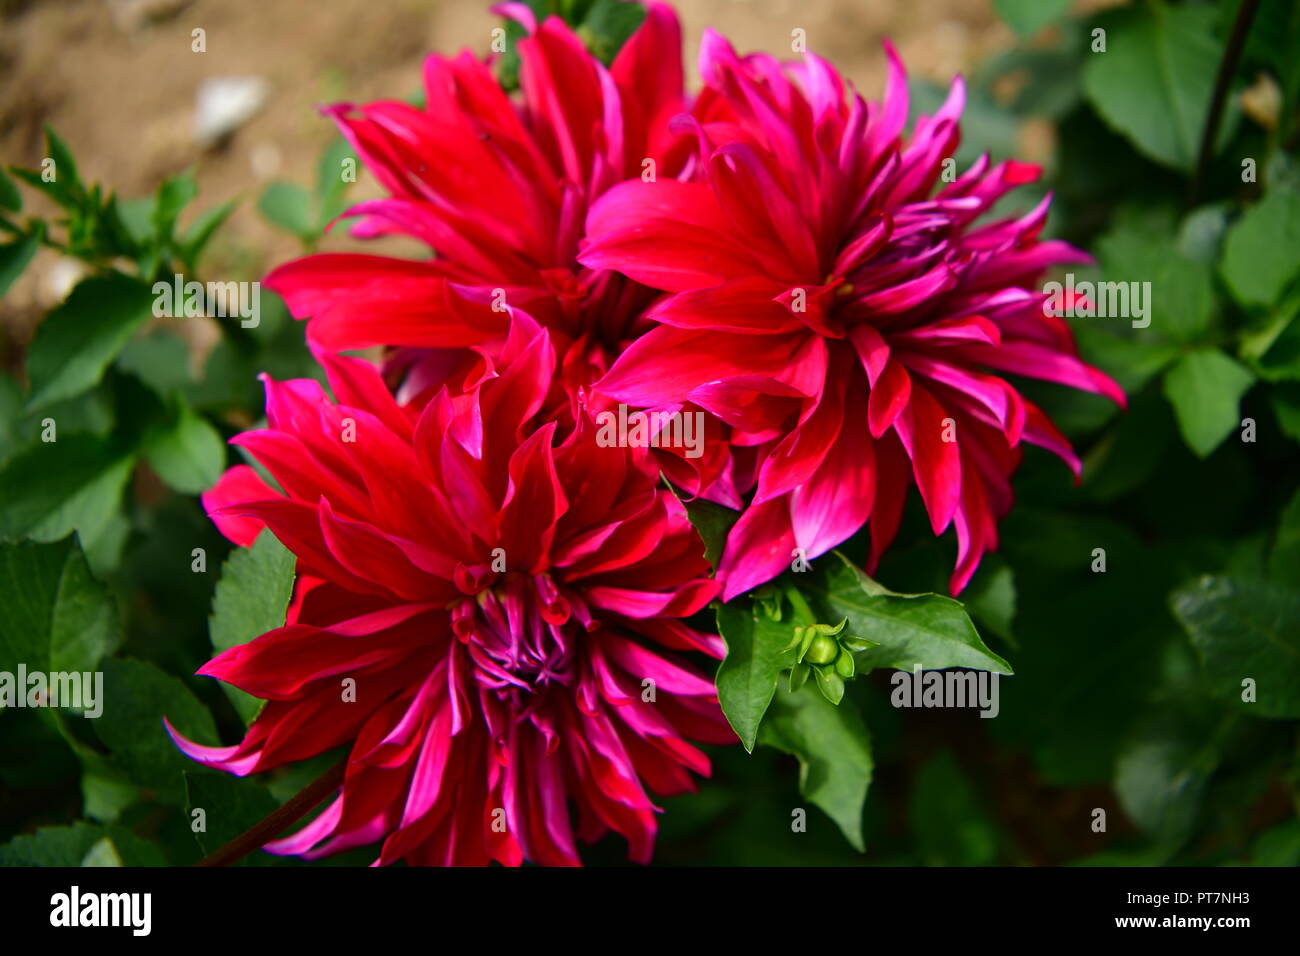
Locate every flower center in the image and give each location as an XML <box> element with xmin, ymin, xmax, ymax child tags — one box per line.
<box><xmin>449</xmin><ymin>573</ymin><xmax>592</xmax><ymax>694</ymax></box>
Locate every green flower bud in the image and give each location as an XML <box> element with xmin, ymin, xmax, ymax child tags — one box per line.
<box><xmin>805</xmin><ymin>634</ymin><xmax>839</xmax><ymax>665</ymax></box>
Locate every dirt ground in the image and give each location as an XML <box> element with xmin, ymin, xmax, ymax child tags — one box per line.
<box><xmin>0</xmin><ymin>0</ymin><xmax>1020</xmax><ymax>340</ymax></box>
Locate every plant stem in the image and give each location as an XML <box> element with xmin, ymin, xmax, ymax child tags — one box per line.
<box><xmin>194</xmin><ymin>758</ymin><xmax>346</xmax><ymax>867</ymax></box>
<box><xmin>1190</xmin><ymin>0</ymin><xmax>1262</xmax><ymax>204</ymax></box>
<box><xmin>786</xmin><ymin>586</ymin><xmax>816</xmax><ymax>624</ymax></box>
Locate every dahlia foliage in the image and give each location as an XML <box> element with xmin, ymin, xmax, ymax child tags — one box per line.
<box><xmin>182</xmin><ymin>2</ymin><xmax>1121</xmax><ymax>865</ymax></box>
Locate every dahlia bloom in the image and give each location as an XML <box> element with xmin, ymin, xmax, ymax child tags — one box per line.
<box><xmin>264</xmin><ymin>2</ymin><xmax>681</xmax><ymax>397</ymax></box>
<box><xmin>173</xmin><ymin>314</ymin><xmax>730</xmax><ymax>866</ymax></box>
<box><xmin>264</xmin><ymin>2</ymin><xmax>731</xmax><ymax>498</ymax></box>
<box><xmin>581</xmin><ymin>33</ymin><xmax>1125</xmax><ymax>598</ymax></box>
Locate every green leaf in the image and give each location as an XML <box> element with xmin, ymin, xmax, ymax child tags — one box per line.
<box><xmin>185</xmin><ymin>772</ymin><xmax>280</xmax><ymax>864</ymax></box>
<box><xmin>1</xmin><ymin>380</ymin><xmax>116</xmax><ymax>468</ymax></box>
<box><xmin>577</xmin><ymin>0</ymin><xmax>647</xmax><ymax>65</ymax></box>
<box><xmin>1082</xmin><ymin>390</ymin><xmax>1173</xmax><ymax>502</ymax></box>
<box><xmin>0</xmin><ymin>822</ymin><xmax>106</xmax><ymax>866</ymax></box>
<box><xmin>1094</xmin><ymin>224</ymin><xmax>1215</xmax><ymax>344</ymax></box>
<box><xmin>0</xmin><ymin>436</ymin><xmax>134</xmax><ymax>549</ymax></box>
<box><xmin>10</xmin><ymin>127</ymin><xmax>87</xmax><ymax>210</ymax></box>
<box><xmin>909</xmin><ymin>751</ymin><xmax>999</xmax><ymax>865</ymax></box>
<box><xmin>0</xmin><ymin>824</ymin><xmax>163</xmax><ymax>867</ymax></box>
<box><xmin>209</xmin><ymin>529</ymin><xmax>296</xmax><ymax>725</ymax></box>
<box><xmin>47</xmin><ymin>537</ymin><xmax>119</xmax><ymax>674</ymax></box>
<box><xmin>1272</xmin><ymin>382</ymin><xmax>1300</xmax><ymax>441</ymax></box>
<box><xmin>116</xmin><ymin>332</ymin><xmax>194</xmax><ymax>396</ymax></box>
<box><xmin>1114</xmin><ymin>707</ymin><xmax>1226</xmax><ymax>845</ymax></box>
<box><xmin>1170</xmin><ymin>575</ymin><xmax>1300</xmax><ymax>719</ymax></box>
<box><xmin>153</xmin><ymin>170</ymin><xmax>197</xmax><ymax>243</ymax></box>
<box><xmin>1243</xmin><ymin>301</ymin><xmax>1300</xmax><ymax>381</ymax></box>
<box><xmin>1161</xmin><ymin>348</ymin><xmax>1255</xmax><ymax>458</ymax></box>
<box><xmin>758</xmin><ymin>682</ymin><xmax>873</xmax><ymax>851</ymax></box>
<box><xmin>25</xmin><ymin>273</ymin><xmax>156</xmax><ymax>411</ymax></box>
<box><xmin>963</xmin><ymin>561</ymin><xmax>1017</xmax><ymax>644</ymax></box>
<box><xmin>257</xmin><ymin>181</ymin><xmax>315</xmax><ymax>241</ymax></box>
<box><xmin>805</xmin><ymin>553</ymin><xmax>1011</xmax><ymax>674</ymax></box>
<box><xmin>680</xmin><ymin>495</ymin><xmax>739</xmax><ymax>571</ymax></box>
<box><xmin>1148</xmin><ymin>257</ymin><xmax>1216</xmax><ymax>345</ymax></box>
<box><xmin>1177</xmin><ymin>203</ymin><xmax>1230</xmax><ymax>264</ymax></box>
<box><xmin>143</xmin><ymin>396</ymin><xmax>225</xmax><ymax>494</ymax></box>
<box><xmin>1220</xmin><ymin>187</ymin><xmax>1300</xmax><ymax>310</ymax></box>
<box><xmin>1251</xmin><ymin>819</ymin><xmax>1300</xmax><ymax>866</ymax></box>
<box><xmin>989</xmin><ymin>523</ymin><xmax>1175</xmax><ymax>788</ymax></box>
<box><xmin>993</xmin><ymin>0</ymin><xmax>1071</xmax><ymax>38</ymax></box>
<box><xmin>0</xmin><ymin>166</ymin><xmax>20</xmax><ymax>212</ymax></box>
<box><xmin>82</xmin><ymin>772</ymin><xmax>142</xmax><ymax>824</ymax></box>
<box><xmin>0</xmin><ymin>232</ymin><xmax>38</xmax><ymax>299</ymax></box>
<box><xmin>179</xmin><ymin>199</ymin><xmax>237</xmax><ymax>268</ymax></box>
<box><xmin>1269</xmin><ymin>487</ymin><xmax>1300</xmax><ymax>581</ymax></box>
<box><xmin>112</xmin><ymin>195</ymin><xmax>157</xmax><ymax>257</ymax></box>
<box><xmin>0</xmin><ymin>374</ymin><xmax>20</xmax><ymax>466</ymax></box>
<box><xmin>80</xmin><ymin>836</ymin><xmax>124</xmax><ymax>867</ymax></box>
<box><xmin>106</xmin><ymin>829</ymin><xmax>167</xmax><ymax>866</ymax></box>
<box><xmin>496</xmin><ymin>0</ymin><xmax>645</xmax><ymax>88</ymax></box>
<box><xmin>714</xmin><ymin>598</ymin><xmax>797</xmax><ymax>751</ymax></box>
<box><xmin>1083</xmin><ymin>3</ymin><xmax>1234</xmax><ymax>172</ymax></box>
<box><xmin>1243</xmin><ymin>0</ymin><xmax>1300</xmax><ymax>102</ymax></box>
<box><xmin>315</xmin><ymin>138</ymin><xmax>358</xmax><ymax>226</ymax></box>
<box><xmin>43</xmin><ymin>126</ymin><xmax>83</xmax><ymax>200</ymax></box>
<box><xmin>0</xmin><ymin>535</ymin><xmax>116</xmax><ymax>675</ymax></box>
<box><xmin>1075</xmin><ymin>326</ymin><xmax>1180</xmax><ymax>395</ymax></box>
<box><xmin>91</xmin><ymin>658</ymin><xmax>218</xmax><ymax>803</ymax></box>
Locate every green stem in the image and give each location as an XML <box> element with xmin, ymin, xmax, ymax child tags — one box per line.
<box><xmin>1190</xmin><ymin>0</ymin><xmax>1262</xmax><ymax>204</ymax></box>
<box><xmin>194</xmin><ymin>758</ymin><xmax>346</xmax><ymax>867</ymax></box>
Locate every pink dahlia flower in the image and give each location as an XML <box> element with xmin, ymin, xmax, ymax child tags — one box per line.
<box><xmin>264</xmin><ymin>3</ymin><xmax>731</xmax><ymax>498</ymax></box>
<box><xmin>580</xmin><ymin>33</ymin><xmax>1126</xmax><ymax>599</ymax></box>
<box><xmin>174</xmin><ymin>314</ymin><xmax>730</xmax><ymax>866</ymax></box>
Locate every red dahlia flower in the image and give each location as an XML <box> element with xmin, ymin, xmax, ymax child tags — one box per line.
<box><xmin>173</xmin><ymin>314</ymin><xmax>730</xmax><ymax>866</ymax></box>
<box><xmin>264</xmin><ymin>3</ymin><xmax>731</xmax><ymax>499</ymax></box>
<box><xmin>265</xmin><ymin>3</ymin><xmax>684</xmax><ymax>401</ymax></box>
<box><xmin>580</xmin><ymin>33</ymin><xmax>1126</xmax><ymax>599</ymax></box>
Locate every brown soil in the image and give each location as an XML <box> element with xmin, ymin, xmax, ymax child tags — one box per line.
<box><xmin>0</xmin><ymin>0</ymin><xmax>1018</xmax><ymax>340</ymax></box>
